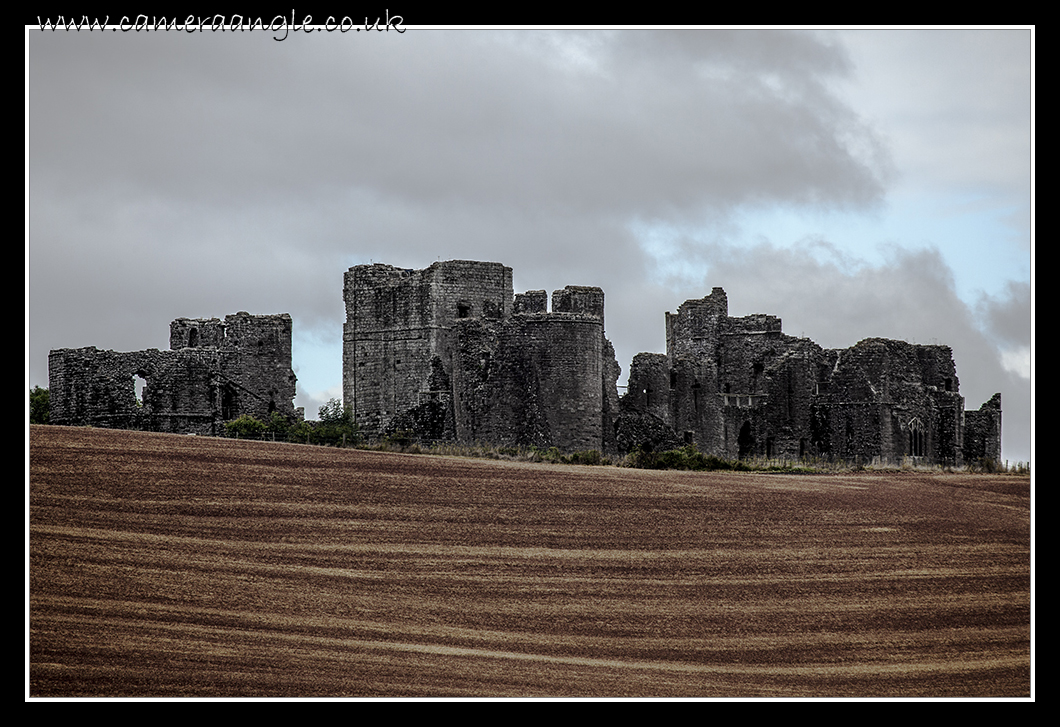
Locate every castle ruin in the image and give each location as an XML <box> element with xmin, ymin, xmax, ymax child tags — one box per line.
<box><xmin>620</xmin><ymin>287</ymin><xmax>1001</xmax><ymax>465</ymax></box>
<box><xmin>343</xmin><ymin>261</ymin><xmax>621</xmax><ymax>453</ymax></box>
<box><xmin>46</xmin><ymin>259</ymin><xmax>1001</xmax><ymax>465</ymax></box>
<box><xmin>345</xmin><ymin>261</ymin><xmax>1001</xmax><ymax>465</ymax></box>
<box><xmin>48</xmin><ymin>312</ymin><xmax>300</xmax><ymax>435</ymax></box>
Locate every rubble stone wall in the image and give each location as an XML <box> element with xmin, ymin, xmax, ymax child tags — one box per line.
<box><xmin>49</xmin><ymin>312</ymin><xmax>298</xmax><ymax>435</ymax></box>
<box><xmin>345</xmin><ymin>261</ymin><xmax>617</xmax><ymax>452</ymax></box>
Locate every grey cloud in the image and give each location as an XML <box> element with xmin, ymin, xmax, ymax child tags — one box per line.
<box><xmin>977</xmin><ymin>280</ymin><xmax>1031</xmax><ymax>349</ymax></box>
<box><xmin>30</xmin><ymin>27</ymin><xmax>894</xmax><ymax>344</ymax></box>
<box><xmin>30</xmin><ymin>29</ymin><xmax>890</xmax><ymax>215</ymax></box>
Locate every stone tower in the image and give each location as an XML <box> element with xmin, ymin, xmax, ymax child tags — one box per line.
<box><xmin>343</xmin><ymin>260</ymin><xmax>620</xmax><ymax>451</ymax></box>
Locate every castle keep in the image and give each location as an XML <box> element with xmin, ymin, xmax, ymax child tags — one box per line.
<box><xmin>343</xmin><ymin>261</ymin><xmax>621</xmax><ymax>453</ymax></box>
<box><xmin>49</xmin><ymin>312</ymin><xmax>299</xmax><ymax>435</ymax></box>
<box><xmin>346</xmin><ymin>261</ymin><xmax>1001</xmax><ymax>465</ymax></box>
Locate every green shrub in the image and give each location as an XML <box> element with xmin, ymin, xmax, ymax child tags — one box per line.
<box><xmin>30</xmin><ymin>386</ymin><xmax>49</xmax><ymax>424</ymax></box>
<box><xmin>265</xmin><ymin>412</ymin><xmax>292</xmax><ymax>434</ymax></box>
<box><xmin>225</xmin><ymin>414</ymin><xmax>267</xmax><ymax>437</ymax></box>
<box><xmin>565</xmin><ymin>450</ymin><xmax>602</xmax><ymax>465</ymax></box>
<box><xmin>629</xmin><ymin>444</ymin><xmax>750</xmax><ymax>472</ymax></box>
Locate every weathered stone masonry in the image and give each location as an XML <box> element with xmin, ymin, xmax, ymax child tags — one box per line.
<box><xmin>47</xmin><ymin>259</ymin><xmax>1001</xmax><ymax>466</ymax></box>
<box><xmin>621</xmin><ymin>286</ymin><xmax>1001</xmax><ymax>465</ymax></box>
<box><xmin>343</xmin><ymin>261</ymin><xmax>620</xmax><ymax>453</ymax></box>
<box><xmin>49</xmin><ymin>312</ymin><xmax>299</xmax><ymax>435</ymax></box>
<box><xmin>347</xmin><ymin>262</ymin><xmax>1001</xmax><ymax>464</ymax></box>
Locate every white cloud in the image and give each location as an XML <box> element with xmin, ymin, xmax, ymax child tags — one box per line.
<box><xmin>1001</xmin><ymin>346</ymin><xmax>1031</xmax><ymax>380</ymax></box>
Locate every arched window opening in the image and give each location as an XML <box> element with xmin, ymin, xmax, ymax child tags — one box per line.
<box><xmin>908</xmin><ymin>418</ymin><xmax>925</xmax><ymax>457</ymax></box>
<box><xmin>133</xmin><ymin>374</ymin><xmax>147</xmax><ymax>407</ymax></box>
<box><xmin>188</xmin><ymin>328</ymin><xmax>198</xmax><ymax>347</ymax></box>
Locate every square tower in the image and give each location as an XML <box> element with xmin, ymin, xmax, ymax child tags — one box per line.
<box><xmin>342</xmin><ymin>260</ymin><xmax>512</xmax><ymax>436</ymax></box>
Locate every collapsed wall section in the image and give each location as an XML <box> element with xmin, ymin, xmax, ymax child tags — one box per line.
<box><xmin>620</xmin><ymin>289</ymin><xmax>998</xmax><ymax>465</ymax></box>
<box><xmin>963</xmin><ymin>393</ymin><xmax>1002</xmax><ymax>462</ymax></box>
<box><xmin>665</xmin><ymin>287</ymin><xmax>727</xmax><ymax>363</ymax></box>
<box><xmin>49</xmin><ymin>347</ymin><xmax>170</xmax><ymax>431</ymax></box>
<box><xmin>48</xmin><ymin>312</ymin><xmax>298</xmax><ymax>435</ymax></box>
<box><xmin>813</xmin><ymin>339</ymin><xmax>965</xmax><ymax>464</ymax></box>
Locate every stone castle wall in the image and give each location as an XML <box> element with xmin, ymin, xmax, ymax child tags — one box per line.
<box><xmin>345</xmin><ymin>261</ymin><xmax>1001</xmax><ymax>463</ymax></box>
<box><xmin>48</xmin><ymin>259</ymin><xmax>1001</xmax><ymax>464</ymax></box>
<box><xmin>623</xmin><ymin>291</ymin><xmax>998</xmax><ymax>465</ymax></box>
<box><xmin>963</xmin><ymin>393</ymin><xmax>1002</xmax><ymax>463</ymax></box>
<box><xmin>342</xmin><ymin>261</ymin><xmax>513</xmax><ymax>437</ymax></box>
<box><xmin>49</xmin><ymin>312</ymin><xmax>298</xmax><ymax>435</ymax></box>
<box><xmin>344</xmin><ymin>262</ymin><xmax>618</xmax><ymax>452</ymax></box>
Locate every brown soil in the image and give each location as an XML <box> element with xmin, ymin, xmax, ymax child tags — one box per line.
<box><xmin>29</xmin><ymin>425</ymin><xmax>1031</xmax><ymax>698</ymax></box>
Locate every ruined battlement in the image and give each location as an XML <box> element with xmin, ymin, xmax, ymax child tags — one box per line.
<box><xmin>169</xmin><ymin>312</ymin><xmax>293</xmax><ymax>352</ymax></box>
<box><xmin>551</xmin><ymin>286</ymin><xmax>605</xmax><ymax>325</ymax></box>
<box><xmin>514</xmin><ymin>290</ymin><xmax>548</xmax><ymax>315</ymax></box>
<box><xmin>665</xmin><ymin>287</ymin><xmax>729</xmax><ymax>361</ymax></box>
<box><xmin>344</xmin><ymin>260</ymin><xmax>513</xmax><ymax>331</ymax></box>
<box><xmin>344</xmin><ymin>260</ymin><xmax>616</xmax><ymax>450</ymax></box>
<box><xmin>49</xmin><ymin>312</ymin><xmax>298</xmax><ymax>435</ymax></box>
<box><xmin>723</xmin><ymin>314</ymin><xmax>783</xmax><ymax>334</ymax></box>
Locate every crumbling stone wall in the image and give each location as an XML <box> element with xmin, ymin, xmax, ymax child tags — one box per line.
<box><xmin>621</xmin><ymin>290</ymin><xmax>1000</xmax><ymax>465</ymax></box>
<box><xmin>963</xmin><ymin>393</ymin><xmax>1002</xmax><ymax>462</ymax></box>
<box><xmin>343</xmin><ymin>261</ymin><xmax>513</xmax><ymax>437</ymax></box>
<box><xmin>807</xmin><ymin>339</ymin><xmax>966</xmax><ymax>464</ymax></box>
<box><xmin>49</xmin><ymin>312</ymin><xmax>299</xmax><ymax>435</ymax></box>
<box><xmin>344</xmin><ymin>262</ymin><xmax>619</xmax><ymax>452</ymax></box>
<box><xmin>47</xmin><ymin>261</ymin><xmax>1000</xmax><ymax>463</ymax></box>
<box><xmin>344</xmin><ymin>264</ymin><xmax>1001</xmax><ymax>463</ymax></box>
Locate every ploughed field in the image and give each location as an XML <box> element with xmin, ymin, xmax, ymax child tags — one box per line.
<box><xmin>29</xmin><ymin>426</ymin><xmax>1031</xmax><ymax>698</ymax></box>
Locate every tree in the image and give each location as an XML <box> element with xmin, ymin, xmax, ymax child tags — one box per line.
<box><xmin>318</xmin><ymin>398</ymin><xmax>351</xmax><ymax>425</ymax></box>
<box><xmin>315</xmin><ymin>398</ymin><xmax>360</xmax><ymax>445</ymax></box>
<box><xmin>265</xmin><ymin>411</ymin><xmax>292</xmax><ymax>435</ymax></box>
<box><xmin>30</xmin><ymin>386</ymin><xmax>49</xmax><ymax>424</ymax></box>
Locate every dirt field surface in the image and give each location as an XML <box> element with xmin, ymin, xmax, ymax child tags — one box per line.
<box><xmin>28</xmin><ymin>425</ymin><xmax>1032</xmax><ymax>698</ymax></box>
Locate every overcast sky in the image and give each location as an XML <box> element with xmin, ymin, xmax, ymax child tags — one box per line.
<box><xmin>27</xmin><ymin>26</ymin><xmax>1033</xmax><ymax>463</ymax></box>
